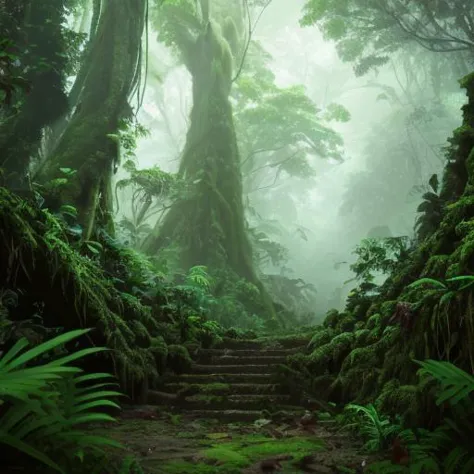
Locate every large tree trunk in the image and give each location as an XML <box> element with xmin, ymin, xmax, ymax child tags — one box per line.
<box><xmin>34</xmin><ymin>0</ymin><xmax>145</xmax><ymax>240</ymax></box>
<box><xmin>142</xmin><ymin>22</ymin><xmax>276</xmax><ymax>322</ymax></box>
<box><xmin>0</xmin><ymin>0</ymin><xmax>69</xmax><ymax>189</ymax></box>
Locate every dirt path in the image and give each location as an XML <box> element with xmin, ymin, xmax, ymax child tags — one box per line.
<box><xmin>99</xmin><ymin>337</ymin><xmax>383</xmax><ymax>472</ymax></box>
<box><xmin>102</xmin><ymin>406</ymin><xmax>382</xmax><ymax>473</ymax></box>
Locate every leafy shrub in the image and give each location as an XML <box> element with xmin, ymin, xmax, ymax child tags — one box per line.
<box><xmin>366</xmin><ymin>359</ymin><xmax>474</xmax><ymax>472</ymax></box>
<box><xmin>0</xmin><ymin>328</ymin><xmax>123</xmax><ymax>473</ymax></box>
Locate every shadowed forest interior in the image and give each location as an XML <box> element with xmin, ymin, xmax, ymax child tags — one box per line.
<box><xmin>1</xmin><ymin>0</ymin><xmax>474</xmax><ymax>472</ymax></box>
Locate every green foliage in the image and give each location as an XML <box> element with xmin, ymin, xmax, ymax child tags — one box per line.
<box><xmin>113</xmin><ymin>120</ymin><xmax>180</xmax><ymax>248</ymax></box>
<box><xmin>0</xmin><ymin>187</ymin><xmax>163</xmax><ymax>390</ymax></box>
<box><xmin>0</xmin><ymin>39</ymin><xmax>30</xmax><ymax>109</ymax></box>
<box><xmin>300</xmin><ymin>0</ymin><xmax>473</xmax><ymax>76</ymax></box>
<box><xmin>166</xmin><ymin>344</ymin><xmax>192</xmax><ymax>374</ymax></box>
<box><xmin>262</xmin><ymin>274</ymin><xmax>317</xmax><ymax>326</ymax></box>
<box><xmin>107</xmin><ymin>119</ymin><xmax>150</xmax><ymax>163</ymax></box>
<box><xmin>185</xmin><ymin>265</ymin><xmax>213</xmax><ymax>290</ymax></box>
<box><xmin>367</xmin><ymin>359</ymin><xmax>474</xmax><ymax>473</ymax></box>
<box><xmin>235</xmin><ymin>41</ymin><xmax>345</xmax><ymax>183</ymax></box>
<box><xmin>350</xmin><ymin>237</ymin><xmax>411</xmax><ymax>285</ymax></box>
<box><xmin>408</xmin><ymin>275</ymin><xmax>474</xmax><ymax>293</ymax></box>
<box><xmin>343</xmin><ymin>403</ymin><xmax>402</xmax><ymax>452</ymax></box>
<box><xmin>415</xmin><ymin>359</ymin><xmax>474</xmax><ymax>406</ymax></box>
<box><xmin>0</xmin><ymin>328</ymin><xmax>123</xmax><ymax>473</ymax></box>
<box><xmin>249</xmin><ymin>226</ymin><xmax>289</xmax><ymax>268</ymax></box>
<box><xmin>415</xmin><ymin>174</ymin><xmax>444</xmax><ymax>241</ymax></box>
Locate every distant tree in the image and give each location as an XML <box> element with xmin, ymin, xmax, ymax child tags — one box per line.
<box><xmin>142</xmin><ymin>0</ymin><xmax>279</xmax><ymax>322</ymax></box>
<box><xmin>338</xmin><ymin>50</ymin><xmax>463</xmax><ymax>238</ymax></box>
<box><xmin>300</xmin><ymin>0</ymin><xmax>474</xmax><ymax>76</ymax></box>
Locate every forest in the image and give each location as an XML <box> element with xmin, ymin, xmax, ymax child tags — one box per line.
<box><xmin>0</xmin><ymin>0</ymin><xmax>474</xmax><ymax>472</ymax></box>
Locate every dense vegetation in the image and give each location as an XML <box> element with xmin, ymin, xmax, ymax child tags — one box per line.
<box><xmin>1</xmin><ymin>0</ymin><xmax>474</xmax><ymax>472</ymax></box>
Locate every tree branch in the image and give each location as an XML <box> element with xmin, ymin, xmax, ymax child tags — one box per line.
<box><xmin>231</xmin><ymin>0</ymin><xmax>273</xmax><ymax>83</ymax></box>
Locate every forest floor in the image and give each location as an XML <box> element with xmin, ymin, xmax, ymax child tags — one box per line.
<box><xmin>99</xmin><ymin>406</ymin><xmax>384</xmax><ymax>473</ymax></box>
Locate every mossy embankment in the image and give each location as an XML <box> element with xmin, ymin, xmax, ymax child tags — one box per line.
<box><xmin>281</xmin><ymin>72</ymin><xmax>474</xmax><ymax>427</ymax></box>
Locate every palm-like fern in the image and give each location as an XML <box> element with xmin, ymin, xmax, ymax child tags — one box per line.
<box><xmin>367</xmin><ymin>359</ymin><xmax>474</xmax><ymax>473</ymax></box>
<box><xmin>344</xmin><ymin>403</ymin><xmax>402</xmax><ymax>452</ymax></box>
<box><xmin>0</xmin><ymin>328</ymin><xmax>123</xmax><ymax>473</ymax></box>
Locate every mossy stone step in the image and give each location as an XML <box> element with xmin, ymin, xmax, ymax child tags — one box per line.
<box><xmin>205</xmin><ymin>355</ymin><xmax>287</xmax><ymax>365</ymax></box>
<box><xmin>164</xmin><ymin>382</ymin><xmax>283</xmax><ymax>395</ymax></box>
<box><xmin>216</xmin><ymin>335</ymin><xmax>311</xmax><ymax>350</ymax></box>
<box><xmin>214</xmin><ymin>339</ymin><xmax>264</xmax><ymax>350</ymax></box>
<box><xmin>190</xmin><ymin>364</ymin><xmax>276</xmax><ymax>374</ymax></box>
<box><xmin>198</xmin><ymin>347</ymin><xmax>304</xmax><ymax>357</ymax></box>
<box><xmin>180</xmin><ymin>394</ymin><xmax>294</xmax><ymax>411</ymax></box>
<box><xmin>166</xmin><ymin>373</ymin><xmax>275</xmax><ymax>384</ymax></box>
<box><xmin>147</xmin><ymin>338</ymin><xmax>308</xmax><ymax>416</ymax></box>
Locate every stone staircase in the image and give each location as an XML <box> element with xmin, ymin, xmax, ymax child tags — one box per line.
<box><xmin>147</xmin><ymin>338</ymin><xmax>309</xmax><ymax>422</ymax></box>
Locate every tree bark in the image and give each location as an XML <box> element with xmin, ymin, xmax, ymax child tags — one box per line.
<box><xmin>35</xmin><ymin>0</ymin><xmax>146</xmax><ymax>240</ymax></box>
<box><xmin>0</xmin><ymin>0</ymin><xmax>69</xmax><ymax>189</ymax></box>
<box><xmin>142</xmin><ymin>20</ymin><xmax>276</xmax><ymax>322</ymax></box>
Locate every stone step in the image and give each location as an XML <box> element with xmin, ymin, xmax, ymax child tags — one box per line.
<box><xmin>190</xmin><ymin>364</ymin><xmax>275</xmax><ymax>374</ymax></box>
<box><xmin>166</xmin><ymin>373</ymin><xmax>275</xmax><ymax>384</ymax></box>
<box><xmin>215</xmin><ymin>339</ymin><xmax>264</xmax><ymax>350</ymax></box>
<box><xmin>198</xmin><ymin>347</ymin><xmax>303</xmax><ymax>357</ymax></box>
<box><xmin>205</xmin><ymin>355</ymin><xmax>287</xmax><ymax>365</ymax></box>
<box><xmin>185</xmin><ymin>394</ymin><xmax>293</xmax><ymax>411</ymax></box>
<box><xmin>215</xmin><ymin>336</ymin><xmax>311</xmax><ymax>350</ymax></box>
<box><xmin>164</xmin><ymin>382</ymin><xmax>284</xmax><ymax>395</ymax></box>
<box><xmin>148</xmin><ymin>391</ymin><xmax>293</xmax><ymax>410</ymax></box>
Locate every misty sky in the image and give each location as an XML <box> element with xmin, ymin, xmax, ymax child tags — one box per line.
<box><xmin>123</xmin><ymin>0</ymin><xmax>465</xmax><ymax>316</ymax></box>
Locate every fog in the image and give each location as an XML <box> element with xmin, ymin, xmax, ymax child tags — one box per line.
<box><xmin>119</xmin><ymin>0</ymin><xmax>465</xmax><ymax>319</ymax></box>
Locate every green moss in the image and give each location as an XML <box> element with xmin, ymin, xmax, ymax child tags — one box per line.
<box><xmin>366</xmin><ymin>313</ymin><xmax>382</xmax><ymax>332</ymax></box>
<box><xmin>341</xmin><ymin>345</ymin><xmax>379</xmax><ymax>372</ymax></box>
<box><xmin>353</xmin><ymin>328</ymin><xmax>370</xmax><ymax>346</ymax></box>
<box><xmin>160</xmin><ymin>434</ymin><xmax>323</xmax><ymax>473</ymax></box>
<box><xmin>421</xmin><ymin>255</ymin><xmax>450</xmax><ymax>279</ymax></box>
<box><xmin>150</xmin><ymin>336</ymin><xmax>168</xmax><ymax>372</ymax></box>
<box><xmin>0</xmin><ymin>188</ymin><xmax>159</xmax><ymax>393</ymax></box>
<box><xmin>323</xmin><ymin>309</ymin><xmax>340</xmax><ymax>328</ymax></box>
<box><xmin>376</xmin><ymin>380</ymin><xmax>420</xmax><ymax>424</ymax></box>
<box><xmin>329</xmin><ymin>332</ymin><xmax>355</xmax><ymax>359</ymax></box>
<box><xmin>307</xmin><ymin>332</ymin><xmax>354</xmax><ymax>375</ymax></box>
<box><xmin>308</xmin><ymin>327</ymin><xmax>334</xmax><ymax>350</ymax></box>
<box><xmin>335</xmin><ymin>315</ymin><xmax>356</xmax><ymax>332</ymax></box>
<box><xmin>166</xmin><ymin>344</ymin><xmax>192</xmax><ymax>374</ymax></box>
<box><xmin>307</xmin><ymin>345</ymin><xmax>332</xmax><ymax>373</ymax></box>
<box><xmin>192</xmin><ymin>394</ymin><xmax>224</xmax><ymax>403</ymax></box>
<box><xmin>199</xmin><ymin>383</ymin><xmax>231</xmax><ymax>393</ymax></box>
<box><xmin>203</xmin><ymin>435</ymin><xmax>322</xmax><ymax>467</ymax></box>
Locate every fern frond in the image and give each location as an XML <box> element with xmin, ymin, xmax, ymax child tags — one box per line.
<box><xmin>414</xmin><ymin>359</ymin><xmax>474</xmax><ymax>405</ymax></box>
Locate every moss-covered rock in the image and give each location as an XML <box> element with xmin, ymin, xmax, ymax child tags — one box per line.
<box><xmin>335</xmin><ymin>314</ymin><xmax>356</xmax><ymax>333</ymax></box>
<box><xmin>307</xmin><ymin>327</ymin><xmax>334</xmax><ymax>350</ymax></box>
<box><xmin>323</xmin><ymin>309</ymin><xmax>340</xmax><ymax>329</ymax></box>
<box><xmin>167</xmin><ymin>345</ymin><xmax>193</xmax><ymax>374</ymax></box>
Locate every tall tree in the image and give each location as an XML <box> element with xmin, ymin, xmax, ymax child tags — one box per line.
<box><xmin>0</xmin><ymin>0</ymin><xmax>74</xmax><ymax>189</ymax></box>
<box><xmin>34</xmin><ymin>0</ymin><xmax>147</xmax><ymax>240</ymax></box>
<box><xmin>142</xmin><ymin>0</ymin><xmax>277</xmax><ymax>322</ymax></box>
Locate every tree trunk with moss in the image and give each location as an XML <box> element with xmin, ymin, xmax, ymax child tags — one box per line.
<box><xmin>142</xmin><ymin>10</ymin><xmax>276</xmax><ymax>323</ymax></box>
<box><xmin>0</xmin><ymin>0</ymin><xmax>69</xmax><ymax>189</ymax></box>
<box><xmin>34</xmin><ymin>0</ymin><xmax>145</xmax><ymax>240</ymax></box>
